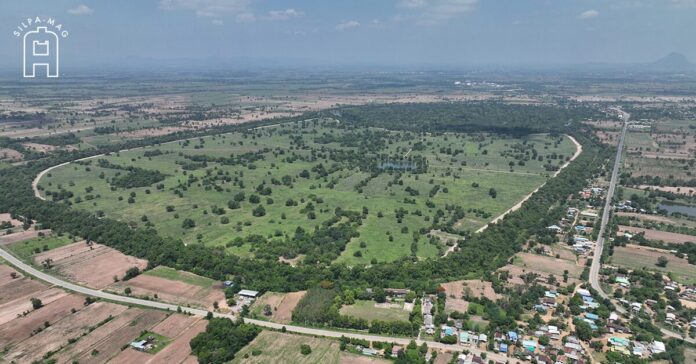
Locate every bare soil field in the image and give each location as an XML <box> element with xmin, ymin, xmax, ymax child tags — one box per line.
<box><xmin>3</xmin><ymin>302</ymin><xmax>128</xmax><ymax>363</ymax></box>
<box><xmin>0</xmin><ymin>212</ymin><xmax>23</xmax><ymax>227</ymax></box>
<box><xmin>151</xmin><ymin>314</ymin><xmax>200</xmax><ymax>338</ymax></box>
<box><xmin>117</xmin><ymin>126</ymin><xmax>191</xmax><ymax>139</ymax></box>
<box><xmin>440</xmin><ymin>280</ymin><xmax>500</xmax><ymax>313</ymax></box>
<box><xmin>0</xmin><ymin>148</ymin><xmax>22</xmax><ymax>161</ymax></box>
<box><xmin>515</xmin><ymin>252</ymin><xmax>583</xmax><ymax>278</ymax></box>
<box><xmin>635</xmin><ymin>185</ymin><xmax>696</xmax><ymax>196</ymax></box>
<box><xmin>595</xmin><ymin>130</ymin><xmax>622</xmax><ymax>145</ymax></box>
<box><xmin>0</xmin><ymin>292</ymin><xmax>83</xmax><ymax>346</ymax></box>
<box><xmin>143</xmin><ymin>318</ymin><xmax>207</xmax><ymax>364</ymax></box>
<box><xmin>34</xmin><ymin>242</ymin><xmax>148</xmax><ymax>289</ymax></box>
<box><xmin>22</xmin><ymin>142</ymin><xmax>58</xmax><ymax>152</ymax></box>
<box><xmin>0</xmin><ymin>275</ymin><xmax>46</xmax><ymax>305</ymax></box>
<box><xmin>611</xmin><ymin>245</ymin><xmax>696</xmax><ymax>284</ymax></box>
<box><xmin>51</xmin><ymin>307</ymin><xmax>145</xmax><ymax>363</ymax></box>
<box><xmin>434</xmin><ymin>352</ymin><xmax>454</xmax><ymax>364</ymax></box>
<box><xmin>106</xmin><ymin>347</ymin><xmax>153</xmax><ymax>364</ymax></box>
<box><xmin>0</xmin><ymin>229</ymin><xmax>51</xmax><ymax>246</ymax></box>
<box><xmin>340</xmin><ymin>353</ymin><xmax>391</xmax><ymax>363</ymax></box>
<box><xmin>109</xmin><ymin>273</ymin><xmax>224</xmax><ymax>310</ymax></box>
<box><xmin>618</xmin><ymin>225</ymin><xmax>696</xmax><ymax>244</ymax></box>
<box><xmin>252</xmin><ymin>291</ymin><xmax>307</xmax><ymax>323</ymax></box>
<box><xmin>71</xmin><ymin>309</ymin><xmax>168</xmax><ymax>364</ymax></box>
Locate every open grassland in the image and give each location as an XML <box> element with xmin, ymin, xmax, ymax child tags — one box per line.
<box><xmin>611</xmin><ymin>245</ymin><xmax>696</xmax><ymax>284</ymax></box>
<box><xmin>339</xmin><ymin>299</ymin><xmax>410</xmax><ymax>322</ymax></box>
<box><xmin>6</xmin><ymin>233</ymin><xmax>74</xmax><ymax>261</ymax></box>
<box><xmin>231</xmin><ymin>330</ymin><xmax>342</xmax><ymax>364</ymax></box>
<box><xmin>39</xmin><ymin>121</ymin><xmax>575</xmax><ymax>264</ymax></box>
<box><xmin>144</xmin><ymin>266</ymin><xmax>216</xmax><ymax>288</ymax></box>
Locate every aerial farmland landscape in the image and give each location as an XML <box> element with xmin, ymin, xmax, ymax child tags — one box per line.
<box><xmin>1</xmin><ymin>1</ymin><xmax>696</xmax><ymax>364</ymax></box>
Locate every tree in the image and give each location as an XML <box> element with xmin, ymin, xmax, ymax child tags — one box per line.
<box><xmin>124</xmin><ymin>287</ymin><xmax>132</xmax><ymax>295</ymax></box>
<box><xmin>300</xmin><ymin>344</ymin><xmax>312</xmax><ymax>355</ymax></box>
<box><xmin>123</xmin><ymin>266</ymin><xmax>141</xmax><ymax>280</ymax></box>
<box><xmin>182</xmin><ymin>218</ymin><xmax>196</xmax><ymax>229</ymax></box>
<box><xmin>30</xmin><ymin>297</ymin><xmax>43</xmax><ymax>309</ymax></box>
<box><xmin>488</xmin><ymin>188</ymin><xmax>497</xmax><ymax>198</ymax></box>
<box><xmin>656</xmin><ymin>256</ymin><xmax>669</xmax><ymax>267</ymax></box>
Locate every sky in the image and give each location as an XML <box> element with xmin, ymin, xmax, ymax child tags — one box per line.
<box><xmin>1</xmin><ymin>0</ymin><xmax>695</xmax><ymax>71</ymax></box>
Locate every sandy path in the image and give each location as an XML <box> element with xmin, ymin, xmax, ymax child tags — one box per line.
<box><xmin>443</xmin><ymin>134</ymin><xmax>582</xmax><ymax>256</ymax></box>
<box><xmin>477</xmin><ymin>134</ymin><xmax>582</xmax><ymax>231</ymax></box>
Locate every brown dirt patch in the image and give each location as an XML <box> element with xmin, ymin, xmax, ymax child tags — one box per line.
<box><xmin>0</xmin><ymin>264</ymin><xmax>24</xmax><ymax>286</ymax></box>
<box><xmin>0</xmin><ymin>229</ymin><xmax>50</xmax><ymax>246</ymax></box>
<box><xmin>71</xmin><ymin>309</ymin><xmax>167</xmax><ymax>364</ymax></box>
<box><xmin>0</xmin><ymin>212</ymin><xmax>23</xmax><ymax>227</ymax></box>
<box><xmin>251</xmin><ymin>291</ymin><xmax>307</xmax><ymax>324</ymax></box>
<box><xmin>0</xmin><ymin>148</ymin><xmax>22</xmax><ymax>161</ymax></box>
<box><xmin>516</xmin><ymin>252</ymin><xmax>583</xmax><ymax>278</ymax></box>
<box><xmin>147</xmin><ymin>319</ymin><xmax>207</xmax><ymax>364</ymax></box>
<box><xmin>117</xmin><ymin>126</ymin><xmax>191</xmax><ymax>139</ymax></box>
<box><xmin>0</xmin><ymin>276</ymin><xmax>46</xmax><ymax>305</ymax></box>
<box><xmin>22</xmin><ymin>142</ymin><xmax>58</xmax><ymax>152</ymax></box>
<box><xmin>34</xmin><ymin>242</ymin><xmax>148</xmax><ymax>289</ymax></box>
<box><xmin>0</xmin><ymin>292</ymin><xmax>83</xmax><ymax>346</ymax></box>
<box><xmin>51</xmin><ymin>307</ymin><xmax>144</xmax><ymax>363</ymax></box>
<box><xmin>151</xmin><ymin>314</ymin><xmax>200</xmax><ymax>338</ymax></box>
<box><xmin>106</xmin><ymin>347</ymin><xmax>153</xmax><ymax>364</ymax></box>
<box><xmin>441</xmin><ymin>280</ymin><xmax>501</xmax><ymax>313</ymax></box>
<box><xmin>618</xmin><ymin>225</ymin><xmax>696</xmax><ymax>244</ymax></box>
<box><xmin>109</xmin><ymin>274</ymin><xmax>223</xmax><ymax>310</ymax></box>
<box><xmin>636</xmin><ymin>185</ymin><xmax>696</xmax><ymax>196</ymax></box>
<box><xmin>3</xmin><ymin>302</ymin><xmax>127</xmax><ymax>363</ymax></box>
<box><xmin>340</xmin><ymin>353</ymin><xmax>391</xmax><ymax>363</ymax></box>
<box><xmin>680</xmin><ymin>299</ymin><xmax>696</xmax><ymax>310</ymax></box>
<box><xmin>434</xmin><ymin>352</ymin><xmax>454</xmax><ymax>364</ymax></box>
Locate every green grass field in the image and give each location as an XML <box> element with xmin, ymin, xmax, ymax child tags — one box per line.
<box><xmin>611</xmin><ymin>246</ymin><xmax>696</xmax><ymax>284</ymax></box>
<box><xmin>339</xmin><ymin>300</ymin><xmax>410</xmax><ymax>322</ymax></box>
<box><xmin>39</xmin><ymin>121</ymin><xmax>576</xmax><ymax>264</ymax></box>
<box><xmin>143</xmin><ymin>266</ymin><xmax>216</xmax><ymax>288</ymax></box>
<box><xmin>7</xmin><ymin>234</ymin><xmax>74</xmax><ymax>261</ymax></box>
<box><xmin>232</xmin><ymin>331</ymin><xmax>342</xmax><ymax>364</ymax></box>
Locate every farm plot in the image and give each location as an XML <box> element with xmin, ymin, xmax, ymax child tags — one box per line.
<box><xmin>513</xmin><ymin>252</ymin><xmax>583</xmax><ymax>278</ymax></box>
<box><xmin>250</xmin><ymin>291</ymin><xmax>306</xmax><ymax>323</ymax></box>
<box><xmin>39</xmin><ymin>121</ymin><xmax>575</xmax><ymax>265</ymax></box>
<box><xmin>2</xmin><ymin>302</ymin><xmax>128</xmax><ymax>363</ymax></box>
<box><xmin>339</xmin><ymin>299</ymin><xmax>410</xmax><ymax>323</ymax></box>
<box><xmin>108</xmin><ymin>266</ymin><xmax>224</xmax><ymax>310</ymax></box>
<box><xmin>440</xmin><ymin>280</ymin><xmax>501</xmax><ymax>313</ymax></box>
<box><xmin>33</xmin><ymin>241</ymin><xmax>148</xmax><ymax>289</ymax></box>
<box><xmin>618</xmin><ymin>225</ymin><xmax>696</xmax><ymax>244</ymax></box>
<box><xmin>610</xmin><ymin>245</ymin><xmax>696</xmax><ymax>284</ymax></box>
<box><xmin>231</xmin><ymin>330</ymin><xmax>342</xmax><ymax>364</ymax></box>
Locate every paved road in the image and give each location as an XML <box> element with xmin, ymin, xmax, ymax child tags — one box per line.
<box><xmin>0</xmin><ymin>245</ymin><xmax>507</xmax><ymax>360</ymax></box>
<box><xmin>589</xmin><ymin>110</ymin><xmax>629</xmax><ymax>301</ymax></box>
<box><xmin>587</xmin><ymin>111</ymin><xmax>695</xmax><ymax>344</ymax></box>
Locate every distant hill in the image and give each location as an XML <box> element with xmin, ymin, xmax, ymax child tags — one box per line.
<box><xmin>648</xmin><ymin>52</ymin><xmax>694</xmax><ymax>72</ymax></box>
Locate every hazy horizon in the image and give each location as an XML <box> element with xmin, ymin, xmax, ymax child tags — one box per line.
<box><xmin>2</xmin><ymin>0</ymin><xmax>695</xmax><ymax>72</ymax></box>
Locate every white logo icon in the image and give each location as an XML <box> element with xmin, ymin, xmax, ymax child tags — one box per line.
<box><xmin>23</xmin><ymin>26</ymin><xmax>60</xmax><ymax>78</ymax></box>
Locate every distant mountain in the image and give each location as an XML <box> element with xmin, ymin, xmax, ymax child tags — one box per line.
<box><xmin>648</xmin><ymin>52</ymin><xmax>694</xmax><ymax>72</ymax></box>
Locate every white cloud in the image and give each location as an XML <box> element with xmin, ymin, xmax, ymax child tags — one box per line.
<box><xmin>336</xmin><ymin>20</ymin><xmax>360</xmax><ymax>31</ymax></box>
<box><xmin>67</xmin><ymin>4</ymin><xmax>94</xmax><ymax>15</ymax></box>
<box><xmin>398</xmin><ymin>0</ymin><xmax>427</xmax><ymax>8</ymax></box>
<box><xmin>159</xmin><ymin>0</ymin><xmax>250</xmax><ymax>19</ymax></box>
<box><xmin>262</xmin><ymin>8</ymin><xmax>303</xmax><ymax>21</ymax></box>
<box><xmin>212</xmin><ymin>19</ymin><xmax>224</xmax><ymax>25</ymax></box>
<box><xmin>369</xmin><ymin>18</ymin><xmax>386</xmax><ymax>28</ymax></box>
<box><xmin>577</xmin><ymin>9</ymin><xmax>599</xmax><ymax>19</ymax></box>
<box><xmin>396</xmin><ymin>0</ymin><xmax>478</xmax><ymax>25</ymax></box>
